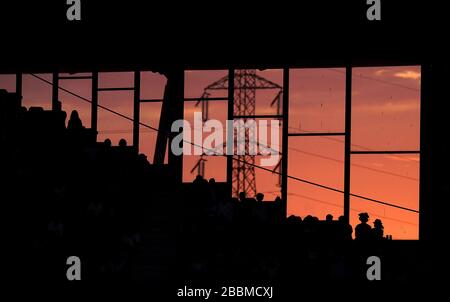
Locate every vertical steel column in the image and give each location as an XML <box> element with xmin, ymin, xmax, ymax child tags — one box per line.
<box><xmin>91</xmin><ymin>72</ymin><xmax>98</xmax><ymax>138</ymax></box>
<box><xmin>281</xmin><ymin>68</ymin><xmax>289</xmax><ymax>217</ymax></box>
<box><xmin>344</xmin><ymin>66</ymin><xmax>352</xmax><ymax>223</ymax></box>
<box><xmin>419</xmin><ymin>64</ymin><xmax>429</xmax><ymax>241</ymax></box>
<box><xmin>167</xmin><ymin>69</ymin><xmax>184</xmax><ymax>183</ymax></box>
<box><xmin>52</xmin><ymin>72</ymin><xmax>59</xmax><ymax>111</ymax></box>
<box><xmin>227</xmin><ymin>69</ymin><xmax>235</xmax><ymax>196</ymax></box>
<box><xmin>15</xmin><ymin>73</ymin><xmax>22</xmax><ymax>106</ymax></box>
<box><xmin>133</xmin><ymin>71</ymin><xmax>141</xmax><ymax>152</ymax></box>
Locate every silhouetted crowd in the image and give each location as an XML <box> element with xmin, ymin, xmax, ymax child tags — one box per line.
<box><xmin>174</xmin><ymin>173</ymin><xmax>391</xmax><ymax>280</ymax></box>
<box><xmin>1</xmin><ymin>89</ymin><xmax>392</xmax><ymax>281</ymax></box>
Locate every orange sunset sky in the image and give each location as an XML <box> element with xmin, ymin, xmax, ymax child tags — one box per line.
<box><xmin>0</xmin><ymin>66</ymin><xmax>421</xmax><ymax>239</ymax></box>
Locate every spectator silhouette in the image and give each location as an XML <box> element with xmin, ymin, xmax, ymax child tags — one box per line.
<box><xmin>256</xmin><ymin>193</ymin><xmax>264</xmax><ymax>203</ymax></box>
<box><xmin>323</xmin><ymin>214</ymin><xmax>335</xmax><ymax>240</ymax></box>
<box><xmin>67</xmin><ymin>110</ymin><xmax>83</xmax><ymax>130</ymax></box>
<box><xmin>208</xmin><ymin>178</ymin><xmax>218</xmax><ymax>206</ymax></box>
<box><xmin>287</xmin><ymin>215</ymin><xmax>302</xmax><ymax>225</ymax></box>
<box><xmin>355</xmin><ymin>212</ymin><xmax>372</xmax><ymax>240</ymax></box>
<box><xmin>104</xmin><ymin>138</ymin><xmax>112</xmax><ymax>148</ymax></box>
<box><xmin>137</xmin><ymin>153</ymin><xmax>151</xmax><ymax>164</ymax></box>
<box><xmin>338</xmin><ymin>215</ymin><xmax>353</xmax><ymax>240</ymax></box>
<box><xmin>193</xmin><ymin>175</ymin><xmax>207</xmax><ymax>184</ymax></box>
<box><xmin>326</xmin><ymin>214</ymin><xmax>333</xmax><ymax>222</ymax></box>
<box><xmin>52</xmin><ymin>100</ymin><xmax>67</xmax><ymax>130</ymax></box>
<box><xmin>119</xmin><ymin>138</ymin><xmax>127</xmax><ymax>147</ymax></box>
<box><xmin>372</xmin><ymin>219</ymin><xmax>384</xmax><ymax>240</ymax></box>
<box><xmin>238</xmin><ymin>192</ymin><xmax>246</xmax><ymax>203</ymax></box>
<box><xmin>54</xmin><ymin>100</ymin><xmax>63</xmax><ymax>112</ymax></box>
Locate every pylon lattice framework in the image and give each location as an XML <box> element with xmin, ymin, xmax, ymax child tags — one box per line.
<box><xmin>201</xmin><ymin>70</ymin><xmax>282</xmax><ymax>197</ymax></box>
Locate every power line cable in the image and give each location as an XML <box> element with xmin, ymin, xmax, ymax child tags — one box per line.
<box><xmin>29</xmin><ymin>73</ymin><xmax>419</xmax><ymax>214</ymax></box>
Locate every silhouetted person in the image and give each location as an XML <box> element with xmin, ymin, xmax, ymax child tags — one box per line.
<box><xmin>372</xmin><ymin>219</ymin><xmax>384</xmax><ymax>240</ymax></box>
<box><xmin>322</xmin><ymin>214</ymin><xmax>335</xmax><ymax>240</ymax></box>
<box><xmin>208</xmin><ymin>178</ymin><xmax>218</xmax><ymax>207</ymax></box>
<box><xmin>49</xmin><ymin>100</ymin><xmax>67</xmax><ymax>130</ymax></box>
<box><xmin>286</xmin><ymin>215</ymin><xmax>303</xmax><ymax>237</ymax></box>
<box><xmin>338</xmin><ymin>215</ymin><xmax>353</xmax><ymax>240</ymax></box>
<box><xmin>355</xmin><ymin>212</ymin><xmax>372</xmax><ymax>240</ymax></box>
<box><xmin>287</xmin><ymin>215</ymin><xmax>302</xmax><ymax>225</ymax></box>
<box><xmin>67</xmin><ymin>110</ymin><xmax>83</xmax><ymax>130</ymax></box>
<box><xmin>104</xmin><ymin>138</ymin><xmax>112</xmax><ymax>148</ymax></box>
<box><xmin>54</xmin><ymin>100</ymin><xmax>63</xmax><ymax>112</ymax></box>
<box><xmin>193</xmin><ymin>175</ymin><xmax>207</xmax><ymax>184</ymax></box>
<box><xmin>326</xmin><ymin>214</ymin><xmax>333</xmax><ymax>222</ymax></box>
<box><xmin>256</xmin><ymin>193</ymin><xmax>264</xmax><ymax>203</ymax></box>
<box><xmin>239</xmin><ymin>192</ymin><xmax>246</xmax><ymax>203</ymax></box>
<box><xmin>302</xmin><ymin>215</ymin><xmax>319</xmax><ymax>241</ymax></box>
<box><xmin>137</xmin><ymin>153</ymin><xmax>151</xmax><ymax>169</ymax></box>
<box><xmin>119</xmin><ymin>138</ymin><xmax>127</xmax><ymax>147</ymax></box>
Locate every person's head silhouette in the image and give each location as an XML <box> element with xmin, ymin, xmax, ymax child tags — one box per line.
<box><xmin>119</xmin><ymin>138</ymin><xmax>127</xmax><ymax>147</ymax></box>
<box><xmin>138</xmin><ymin>153</ymin><xmax>149</xmax><ymax>163</ymax></box>
<box><xmin>70</xmin><ymin>110</ymin><xmax>80</xmax><ymax>121</ymax></box>
<box><xmin>194</xmin><ymin>175</ymin><xmax>204</xmax><ymax>184</ymax></box>
<box><xmin>256</xmin><ymin>193</ymin><xmax>264</xmax><ymax>202</ymax></box>
<box><xmin>358</xmin><ymin>212</ymin><xmax>369</xmax><ymax>223</ymax></box>
<box><xmin>104</xmin><ymin>138</ymin><xmax>112</xmax><ymax>148</ymax></box>
<box><xmin>68</xmin><ymin>110</ymin><xmax>83</xmax><ymax>130</ymax></box>
<box><xmin>374</xmin><ymin>219</ymin><xmax>383</xmax><ymax>229</ymax></box>
<box><xmin>326</xmin><ymin>214</ymin><xmax>333</xmax><ymax>222</ymax></box>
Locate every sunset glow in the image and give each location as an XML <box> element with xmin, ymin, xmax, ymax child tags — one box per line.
<box><xmin>0</xmin><ymin>66</ymin><xmax>421</xmax><ymax>239</ymax></box>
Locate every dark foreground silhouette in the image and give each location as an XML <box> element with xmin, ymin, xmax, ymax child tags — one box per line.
<box><xmin>0</xmin><ymin>89</ymin><xmax>425</xmax><ymax>282</ymax></box>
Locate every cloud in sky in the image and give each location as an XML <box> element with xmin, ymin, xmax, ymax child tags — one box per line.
<box><xmin>374</xmin><ymin>69</ymin><xmax>387</xmax><ymax>76</ymax></box>
<box><xmin>394</xmin><ymin>70</ymin><xmax>421</xmax><ymax>80</ymax></box>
